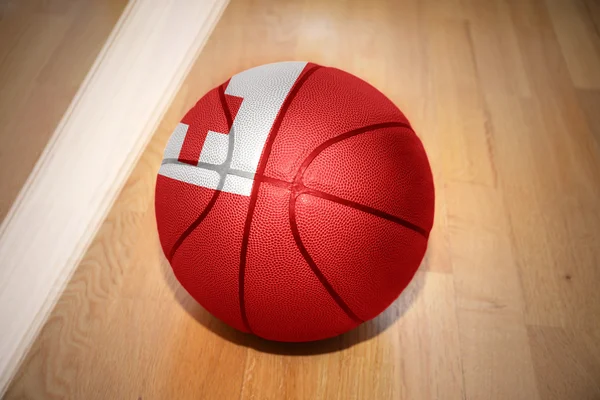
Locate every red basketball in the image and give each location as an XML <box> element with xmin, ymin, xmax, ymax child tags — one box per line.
<box><xmin>155</xmin><ymin>61</ymin><xmax>434</xmax><ymax>342</ymax></box>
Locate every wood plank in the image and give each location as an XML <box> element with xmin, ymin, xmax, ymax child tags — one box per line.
<box><xmin>463</xmin><ymin>0</ymin><xmax>531</xmax><ymax>97</ymax></box>
<box><xmin>545</xmin><ymin>0</ymin><xmax>600</xmax><ymax>89</ymax></box>
<box><xmin>584</xmin><ymin>0</ymin><xmax>600</xmax><ymax>32</ymax></box>
<box><xmin>433</xmin><ymin>10</ymin><xmax>541</xmax><ymax>393</ymax></box>
<box><xmin>528</xmin><ymin>325</ymin><xmax>600</xmax><ymax>400</ymax></box>
<box><xmin>5</xmin><ymin>0</ymin><xmax>600</xmax><ymax>398</ymax></box>
<box><xmin>503</xmin><ymin>0</ymin><xmax>600</xmax><ymax>328</ymax></box>
<box><xmin>240</xmin><ymin>272</ymin><xmax>464</xmax><ymax>400</ymax></box>
<box><xmin>0</xmin><ymin>0</ymin><xmax>229</xmax><ymax>394</ymax></box>
<box><xmin>420</xmin><ymin>14</ymin><xmax>497</xmax><ymax>275</ymax></box>
<box><xmin>425</xmin><ymin>18</ymin><xmax>496</xmax><ymax>187</ymax></box>
<box><xmin>447</xmin><ymin>182</ymin><xmax>540</xmax><ymax>400</ymax></box>
<box><xmin>577</xmin><ymin>89</ymin><xmax>600</xmax><ymax>146</ymax></box>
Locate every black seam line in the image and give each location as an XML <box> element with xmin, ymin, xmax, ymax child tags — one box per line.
<box><xmin>238</xmin><ymin>65</ymin><xmax>323</xmax><ymax>333</ymax></box>
<box><xmin>160</xmin><ymin>164</ymin><xmax>429</xmax><ymax>239</ymax></box>
<box><xmin>289</xmin><ymin>192</ymin><xmax>364</xmax><ymax>324</ymax></box>
<box><xmin>301</xmin><ymin>188</ymin><xmax>429</xmax><ymax>238</ymax></box>
<box><xmin>168</xmin><ymin>83</ymin><xmax>236</xmax><ymax>262</ymax></box>
<box><xmin>219</xmin><ymin>82</ymin><xmax>233</xmax><ymax>127</ymax></box>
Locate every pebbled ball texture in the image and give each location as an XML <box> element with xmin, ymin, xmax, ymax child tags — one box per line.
<box><xmin>155</xmin><ymin>61</ymin><xmax>434</xmax><ymax>342</ymax></box>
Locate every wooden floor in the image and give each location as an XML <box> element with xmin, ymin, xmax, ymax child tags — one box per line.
<box><xmin>0</xmin><ymin>0</ymin><xmax>127</xmax><ymax>222</ymax></box>
<box><xmin>6</xmin><ymin>0</ymin><xmax>600</xmax><ymax>398</ymax></box>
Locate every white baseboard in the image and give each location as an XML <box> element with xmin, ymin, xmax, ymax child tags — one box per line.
<box><xmin>0</xmin><ymin>0</ymin><xmax>229</xmax><ymax>393</ymax></box>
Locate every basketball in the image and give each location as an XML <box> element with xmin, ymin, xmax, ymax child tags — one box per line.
<box><xmin>155</xmin><ymin>61</ymin><xmax>434</xmax><ymax>342</ymax></box>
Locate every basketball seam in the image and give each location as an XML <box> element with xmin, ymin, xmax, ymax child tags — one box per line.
<box><xmin>288</xmin><ymin>189</ymin><xmax>364</xmax><ymax>324</ymax></box>
<box><xmin>219</xmin><ymin>79</ymin><xmax>234</xmax><ymax>127</ymax></box>
<box><xmin>287</xmin><ymin>121</ymin><xmax>430</xmax><ymax>326</ymax></box>
<box><xmin>293</xmin><ymin>121</ymin><xmax>430</xmax><ymax>238</ymax></box>
<box><xmin>238</xmin><ymin>64</ymin><xmax>323</xmax><ymax>333</ymax></box>
<box><xmin>168</xmin><ymin>83</ymin><xmax>234</xmax><ymax>262</ymax></box>
<box><xmin>161</xmin><ymin>167</ymin><xmax>429</xmax><ymax>238</ymax></box>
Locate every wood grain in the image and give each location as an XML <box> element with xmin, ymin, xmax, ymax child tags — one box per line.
<box><xmin>0</xmin><ymin>0</ymin><xmax>229</xmax><ymax>394</ymax></box>
<box><xmin>6</xmin><ymin>0</ymin><xmax>600</xmax><ymax>398</ymax></box>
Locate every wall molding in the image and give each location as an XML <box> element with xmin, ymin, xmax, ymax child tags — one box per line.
<box><xmin>0</xmin><ymin>0</ymin><xmax>229</xmax><ymax>393</ymax></box>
